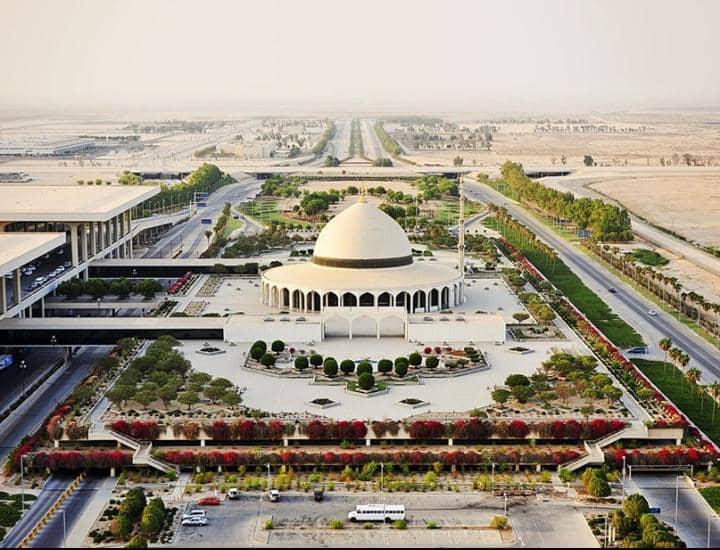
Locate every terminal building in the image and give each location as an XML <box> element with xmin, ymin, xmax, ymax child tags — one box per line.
<box><xmin>0</xmin><ymin>185</ymin><xmax>159</xmax><ymax>319</ymax></box>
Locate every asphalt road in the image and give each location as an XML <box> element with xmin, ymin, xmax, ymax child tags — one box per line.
<box><xmin>1</xmin><ymin>475</ymin><xmax>74</xmax><ymax>548</ymax></box>
<box><xmin>360</xmin><ymin>118</ymin><xmax>385</xmax><ymax>161</ymax></box>
<box><xmin>144</xmin><ymin>174</ymin><xmax>262</xmax><ymax>259</ymax></box>
<box><xmin>629</xmin><ymin>474</ymin><xmax>718</xmax><ymax>548</ymax></box>
<box><xmin>307</xmin><ymin>119</ymin><xmax>351</xmax><ymax>165</ymax></box>
<box><xmin>466</xmin><ymin>180</ymin><xmax>720</xmax><ymax>383</ymax></box>
<box><xmin>0</xmin><ymin>346</ymin><xmax>109</xmax><ymax>464</ymax></box>
<box><xmin>0</xmin><ymin>348</ymin><xmax>64</xmax><ymax>416</ymax></box>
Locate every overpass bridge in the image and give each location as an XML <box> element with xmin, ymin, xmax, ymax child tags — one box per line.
<box><xmin>89</xmin><ymin>257</ymin><xmax>263</xmax><ymax>277</ymax></box>
<box><xmin>240</xmin><ymin>165</ymin><xmax>474</xmax><ymax>180</ymax></box>
<box><xmin>0</xmin><ymin>317</ymin><xmax>225</xmax><ymax>346</ymax></box>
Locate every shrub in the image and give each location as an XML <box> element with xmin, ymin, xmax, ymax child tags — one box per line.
<box><xmin>357</xmin><ymin>361</ymin><xmax>373</xmax><ymax>376</ymax></box>
<box><xmin>490</xmin><ymin>515</ymin><xmax>508</xmax><ymax>530</ymax></box>
<box><xmin>309</xmin><ymin>354</ymin><xmax>323</xmax><ymax>367</ymax></box>
<box><xmin>329</xmin><ymin>519</ymin><xmax>344</xmax><ymax>529</ymax></box>
<box><xmin>294</xmin><ymin>356</ymin><xmax>309</xmax><ymax>370</ymax></box>
<box><xmin>264</xmin><ymin>519</ymin><xmax>274</xmax><ymax>530</ymax></box>
<box><xmin>126</xmin><ymin>535</ymin><xmax>148</xmax><ymax>548</ymax></box>
<box><xmin>340</xmin><ymin>360</ymin><xmax>355</xmax><ymax>375</ymax></box>
<box><xmin>377</xmin><ymin>360</ymin><xmax>392</xmax><ymax>375</ymax></box>
<box><xmin>425</xmin><ymin>356</ymin><xmax>439</xmax><ymax>369</ymax></box>
<box><xmin>394</xmin><ymin>357</ymin><xmax>409</xmax><ymax>368</ymax></box>
<box><xmin>323</xmin><ymin>358</ymin><xmax>338</xmax><ymax>377</ymax></box>
<box><xmin>358</xmin><ymin>373</ymin><xmax>375</xmax><ymax>391</ymax></box>
<box><xmin>260</xmin><ymin>353</ymin><xmax>276</xmax><ymax>367</ymax></box>
<box><xmin>271</xmin><ymin>340</ymin><xmax>285</xmax><ymax>353</ymax></box>
<box><xmin>393</xmin><ymin>519</ymin><xmax>407</xmax><ymax>530</ymax></box>
<box><xmin>505</xmin><ymin>374</ymin><xmax>530</xmax><ymax>387</ymax></box>
<box><xmin>408</xmin><ymin>352</ymin><xmax>422</xmax><ymax>366</ymax></box>
<box><xmin>252</xmin><ymin>340</ymin><xmax>267</xmax><ymax>354</ymax></box>
<box><xmin>394</xmin><ymin>362</ymin><xmax>408</xmax><ymax>378</ymax></box>
<box><xmin>250</xmin><ymin>345</ymin><xmax>264</xmax><ymax>361</ymax></box>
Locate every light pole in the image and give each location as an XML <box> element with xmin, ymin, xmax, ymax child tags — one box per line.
<box><xmin>622</xmin><ymin>455</ymin><xmax>627</xmax><ymax>499</ymax></box>
<box><xmin>266</xmin><ymin>463</ymin><xmax>271</xmax><ymax>489</ymax></box>
<box><xmin>503</xmin><ymin>492</ymin><xmax>507</xmax><ymax>516</ymax></box>
<box><xmin>491</xmin><ymin>463</ymin><xmax>495</xmax><ymax>492</ymax></box>
<box><xmin>97</xmin><ymin>298</ymin><xmax>101</xmax><ymax>317</ymax></box>
<box><xmin>675</xmin><ymin>475</ymin><xmax>683</xmax><ymax>531</ymax></box>
<box><xmin>59</xmin><ymin>508</ymin><xmax>66</xmax><ymax>548</ymax></box>
<box><xmin>20</xmin><ymin>454</ymin><xmax>24</xmax><ymax>514</ymax></box>
<box><xmin>19</xmin><ymin>360</ymin><xmax>27</xmax><ymax>395</ymax></box>
<box><xmin>380</xmin><ymin>463</ymin><xmax>384</xmax><ymax>504</ymax></box>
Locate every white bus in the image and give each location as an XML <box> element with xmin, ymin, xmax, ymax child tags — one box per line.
<box><xmin>347</xmin><ymin>504</ymin><xmax>406</xmax><ymax>523</ymax></box>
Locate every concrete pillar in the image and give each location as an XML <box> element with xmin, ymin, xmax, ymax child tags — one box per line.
<box><xmin>54</xmin><ymin>439</ymin><xmax>60</xmax><ymax>448</ymax></box>
<box><xmin>110</xmin><ymin>467</ymin><xmax>116</xmax><ymax>478</ymax></box>
<box><xmin>348</xmin><ymin>321</ymin><xmax>353</xmax><ymax>340</ymax></box>
<box><xmin>366</xmin><ymin>439</ymin><xmax>371</xmax><ymax>447</ymax></box>
<box><xmin>376</xmin><ymin>322</ymin><xmax>380</xmax><ymax>339</ymax></box>
<box><xmin>113</xmin><ymin>216</ymin><xmax>119</xmax><ymax>246</ymax></box>
<box><xmin>1</xmin><ymin>276</ymin><xmax>6</xmax><ymax>314</ymax></box>
<box><xmin>98</xmin><ymin>222</ymin><xmax>105</xmax><ymax>255</ymax></box>
<box><xmin>448</xmin><ymin>438</ymin><xmax>454</xmax><ymax>446</ymax></box>
<box><xmin>27</xmin><ymin>305</ymin><xmax>33</xmax><ymax>318</ymax></box>
<box><xmin>13</xmin><ymin>268</ymin><xmax>21</xmax><ymax>306</ymax></box>
<box><xmin>70</xmin><ymin>223</ymin><xmax>80</xmax><ymax>267</ymax></box>
<box><xmin>201</xmin><ymin>439</ymin><xmax>206</xmax><ymax>447</ymax></box>
<box><xmin>283</xmin><ymin>438</ymin><xmax>289</xmax><ymax>447</ymax></box>
<box><xmin>80</xmin><ymin>223</ymin><xmax>88</xmax><ymax>264</ymax></box>
<box><xmin>40</xmin><ymin>296</ymin><xmax>45</xmax><ymax>318</ymax></box>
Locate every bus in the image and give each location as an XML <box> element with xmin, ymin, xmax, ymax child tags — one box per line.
<box><xmin>347</xmin><ymin>504</ymin><xmax>406</xmax><ymax>523</ymax></box>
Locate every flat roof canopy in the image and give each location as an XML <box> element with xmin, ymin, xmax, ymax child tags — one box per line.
<box><xmin>0</xmin><ymin>232</ymin><xmax>66</xmax><ymax>275</ymax></box>
<box><xmin>0</xmin><ymin>185</ymin><xmax>160</xmax><ymax>222</ymax></box>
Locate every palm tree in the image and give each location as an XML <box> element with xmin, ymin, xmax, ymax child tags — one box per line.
<box><xmin>708</xmin><ymin>382</ymin><xmax>720</xmax><ymax>422</ymax></box>
<box><xmin>685</xmin><ymin>367</ymin><xmax>701</xmax><ymax>399</ymax></box>
<box><xmin>659</xmin><ymin>337</ymin><xmax>672</xmax><ymax>375</ymax></box>
<box><xmin>698</xmin><ymin>385</ymin><xmax>707</xmax><ymax>414</ymax></box>
<box><xmin>679</xmin><ymin>352</ymin><xmax>690</xmax><ymax>376</ymax></box>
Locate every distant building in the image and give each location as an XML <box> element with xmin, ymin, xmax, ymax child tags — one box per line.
<box><xmin>0</xmin><ymin>138</ymin><xmax>96</xmax><ymax>156</ymax></box>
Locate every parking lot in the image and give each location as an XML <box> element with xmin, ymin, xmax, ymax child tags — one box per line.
<box><xmin>170</xmin><ymin>490</ymin><xmax>597</xmax><ymax>547</ymax></box>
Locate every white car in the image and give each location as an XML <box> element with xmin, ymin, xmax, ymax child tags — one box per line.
<box><xmin>647</xmin><ymin>310</ymin><xmax>657</xmax><ymax>316</ymax></box>
<box><xmin>181</xmin><ymin>516</ymin><xmax>208</xmax><ymax>526</ymax></box>
<box><xmin>182</xmin><ymin>509</ymin><xmax>207</xmax><ymax>520</ymax></box>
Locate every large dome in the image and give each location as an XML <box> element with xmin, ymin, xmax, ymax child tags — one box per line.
<box><xmin>312</xmin><ymin>201</ymin><xmax>413</xmax><ymax>268</ymax></box>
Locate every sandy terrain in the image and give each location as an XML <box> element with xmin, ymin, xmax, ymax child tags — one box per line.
<box><xmin>589</xmin><ymin>175</ymin><xmax>720</xmax><ymax>247</ymax></box>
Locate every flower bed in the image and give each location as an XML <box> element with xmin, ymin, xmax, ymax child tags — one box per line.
<box><xmin>28</xmin><ymin>449</ymin><xmax>132</xmax><ymax>471</ymax></box>
<box><xmin>605</xmin><ymin>447</ymin><xmax>714</xmax><ymax>467</ymax></box>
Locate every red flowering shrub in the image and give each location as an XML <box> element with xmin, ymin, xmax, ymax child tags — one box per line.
<box><xmin>305</xmin><ymin>419</ymin><xmax>327</xmax><ymax>439</ymax></box>
<box><xmin>423</xmin><ymin>347</ymin><xmax>432</xmax><ymax>354</ymax></box>
<box><xmin>111</xmin><ymin>419</ymin><xmax>160</xmax><ymax>440</ymax></box>
<box><xmin>508</xmin><ymin>420</ymin><xmax>529</xmax><ymax>439</ymax></box>
<box><xmin>31</xmin><ymin>449</ymin><xmax>131</xmax><ymax>471</ymax></box>
<box><xmin>454</xmin><ymin>418</ymin><xmax>492</xmax><ymax>440</ymax></box>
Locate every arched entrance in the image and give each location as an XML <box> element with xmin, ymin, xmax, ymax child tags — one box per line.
<box><xmin>342</xmin><ymin>292</ymin><xmax>357</xmax><ymax>307</ymax></box>
<box><xmin>377</xmin><ymin>292</ymin><xmax>392</xmax><ymax>307</ymax></box>
<box><xmin>351</xmin><ymin>315</ymin><xmax>377</xmax><ymax>337</ymax></box>
<box><xmin>359</xmin><ymin>292</ymin><xmax>375</xmax><ymax>307</ymax></box>
<box><xmin>324</xmin><ymin>315</ymin><xmax>350</xmax><ymax>337</ymax></box>
<box><xmin>379</xmin><ymin>315</ymin><xmax>405</xmax><ymax>337</ymax></box>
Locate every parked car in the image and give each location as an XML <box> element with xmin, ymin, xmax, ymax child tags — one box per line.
<box><xmin>268</xmin><ymin>490</ymin><xmax>280</xmax><ymax>502</ymax></box>
<box><xmin>181</xmin><ymin>516</ymin><xmax>208</xmax><ymax>526</ymax></box>
<box><xmin>226</xmin><ymin>488</ymin><xmax>240</xmax><ymax>500</ymax></box>
<box><xmin>313</xmin><ymin>486</ymin><xmax>324</xmax><ymax>502</ymax></box>
<box><xmin>197</xmin><ymin>496</ymin><xmax>221</xmax><ymax>506</ymax></box>
<box><xmin>182</xmin><ymin>509</ymin><xmax>207</xmax><ymax>520</ymax></box>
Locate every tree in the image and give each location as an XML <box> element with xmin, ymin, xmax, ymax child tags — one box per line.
<box><xmin>377</xmin><ymin>359</ymin><xmax>393</xmax><ymax>375</ymax></box>
<box><xmin>340</xmin><ymin>359</ymin><xmax>355</xmax><ymax>375</ymax></box>
<box><xmin>659</xmin><ymin>337</ymin><xmax>672</xmax><ymax>375</ymax></box>
<box><xmin>57</xmin><ymin>277</ymin><xmax>84</xmax><ymax>299</ymax></box>
<box><xmin>709</xmin><ymin>382</ymin><xmax>720</xmax><ymax>422</ymax></box>
<box><xmin>83</xmin><ymin>278</ymin><xmax>108</xmax><ymax>299</ymax></box>
<box><xmin>133</xmin><ymin>389</ymin><xmax>156</xmax><ymax>408</ymax></box>
<box><xmin>623</xmin><ymin>493</ymin><xmax>649</xmax><ymax>524</ymax></box>
<box><xmin>107</xmin><ymin>384</ymin><xmax>135</xmax><ymax>409</ymax></box>
<box><xmin>205</xmin><ymin>230</ymin><xmax>213</xmax><ymax>245</ymax></box>
<box><xmin>358</xmin><ymin>372</ymin><xmax>375</xmax><ymax>391</ymax></box>
<box><xmin>309</xmin><ymin>354</ymin><xmax>323</xmax><ymax>367</ymax></box>
<box><xmin>110</xmin><ymin>278</ymin><xmax>132</xmax><ymax>299</ymax></box>
<box><xmin>177</xmin><ymin>390</ymin><xmax>199</xmax><ymax>410</ymax></box>
<box><xmin>120</xmin><ymin>488</ymin><xmax>146</xmax><ymax>521</ymax></box>
<box><xmin>425</xmin><ymin>356</ymin><xmax>439</xmax><ymax>369</ymax></box>
<box><xmin>583</xmin><ymin>155</ymin><xmax>595</xmax><ymax>167</ymax></box>
<box><xmin>250</xmin><ymin>345</ymin><xmax>265</xmax><ymax>361</ymax></box>
<box><xmin>271</xmin><ymin>340</ymin><xmax>285</xmax><ymax>353</ymax></box>
<box><xmin>323</xmin><ymin>358</ymin><xmax>338</xmax><ymax>377</ymax></box>
<box><xmin>294</xmin><ymin>356</ymin><xmax>309</xmax><ymax>370</ymax></box>
<box><xmin>511</xmin><ymin>385</ymin><xmax>535</xmax><ymax>403</ymax></box>
<box><xmin>512</xmin><ymin>312</ymin><xmax>530</xmax><ymax>324</ymax></box>
<box><xmin>222</xmin><ymin>390</ymin><xmax>241</xmax><ymax>408</ymax></box>
<box><xmin>126</xmin><ymin>535</ymin><xmax>148</xmax><ymax>548</ymax></box>
<box><xmin>140</xmin><ymin>504</ymin><xmax>163</xmax><ymax>536</ymax></box>
<box><xmin>260</xmin><ymin>353</ymin><xmax>276</xmax><ymax>367</ymax></box>
<box><xmin>394</xmin><ymin>362</ymin><xmax>408</xmax><ymax>378</ymax></box>
<box><xmin>686</xmin><ymin>367</ymin><xmax>701</xmax><ymax>398</ymax></box>
<box><xmin>112</xmin><ymin>513</ymin><xmax>134</xmax><ymax>540</ymax></box>
<box><xmin>158</xmin><ymin>383</ymin><xmax>178</xmax><ymax>408</ymax></box>
<box><xmin>505</xmin><ymin>374</ymin><xmax>530</xmax><ymax>387</ymax></box>
<box><xmin>203</xmin><ymin>384</ymin><xmax>225</xmax><ymax>403</ymax></box>
<box><xmin>491</xmin><ymin>388</ymin><xmax>511</xmax><ymax>407</ymax></box>
<box><xmin>137</xmin><ymin>279</ymin><xmax>163</xmax><ymax>299</ymax></box>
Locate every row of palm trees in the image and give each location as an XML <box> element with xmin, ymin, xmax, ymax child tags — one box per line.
<box><xmin>591</xmin><ymin>243</ymin><xmax>720</xmax><ymax>343</ymax></box>
<box><xmin>659</xmin><ymin>337</ymin><xmax>720</xmax><ymax>420</ymax></box>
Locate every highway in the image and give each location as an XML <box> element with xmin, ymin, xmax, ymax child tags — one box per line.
<box><xmin>1</xmin><ymin>475</ymin><xmax>74</xmax><ymax>548</ymax></box>
<box><xmin>0</xmin><ymin>347</ymin><xmax>110</xmax><ymax>464</ymax></box>
<box><xmin>307</xmin><ymin>118</ymin><xmax>352</xmax><ymax>165</ymax></box>
<box><xmin>143</xmin><ymin>173</ymin><xmax>262</xmax><ymax>258</ymax></box>
<box><xmin>466</xmin><ymin>179</ymin><xmax>720</xmax><ymax>383</ymax></box>
<box><xmin>360</xmin><ymin>118</ymin><xmax>385</xmax><ymax>161</ymax></box>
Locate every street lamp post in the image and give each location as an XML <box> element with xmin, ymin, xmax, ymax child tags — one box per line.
<box><xmin>675</xmin><ymin>475</ymin><xmax>682</xmax><ymax>531</ymax></box>
<box><xmin>20</xmin><ymin>454</ymin><xmax>24</xmax><ymax>514</ymax></box>
<box><xmin>59</xmin><ymin>508</ymin><xmax>67</xmax><ymax>548</ymax></box>
<box><xmin>380</xmin><ymin>463</ymin><xmax>384</xmax><ymax>504</ymax></box>
<box><xmin>622</xmin><ymin>455</ymin><xmax>627</xmax><ymax>499</ymax></box>
<box><xmin>97</xmin><ymin>298</ymin><xmax>101</xmax><ymax>317</ymax></box>
<box><xmin>503</xmin><ymin>492</ymin><xmax>507</xmax><ymax>516</ymax></box>
<box><xmin>266</xmin><ymin>463</ymin><xmax>271</xmax><ymax>489</ymax></box>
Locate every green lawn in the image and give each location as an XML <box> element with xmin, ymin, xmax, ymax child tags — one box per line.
<box><xmin>434</xmin><ymin>198</ymin><xmax>484</xmax><ymax>225</ymax></box>
<box><xmin>634</xmin><ymin>358</ymin><xmax>720</xmax><ymax>444</ymax></box>
<box><xmin>699</xmin><ymin>487</ymin><xmax>720</xmax><ymax>513</ymax></box>
<box><xmin>631</xmin><ymin>248</ymin><xmax>669</xmax><ymax>266</ymax></box>
<box><xmin>485</xmin><ymin>217</ymin><xmax>643</xmax><ymax>348</ymax></box>
<box><xmin>238</xmin><ymin>200</ymin><xmax>312</xmax><ymax>227</ymax></box>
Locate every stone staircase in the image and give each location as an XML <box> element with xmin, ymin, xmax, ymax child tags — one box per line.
<box><xmin>563</xmin><ymin>421</ymin><xmax>650</xmax><ymax>472</ymax></box>
<box><xmin>89</xmin><ymin>427</ymin><xmax>178</xmax><ymax>475</ymax></box>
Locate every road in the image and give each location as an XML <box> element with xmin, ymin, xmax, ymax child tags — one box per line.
<box><xmin>307</xmin><ymin>119</ymin><xmax>352</xmax><ymax>165</ymax></box>
<box><xmin>1</xmin><ymin>475</ymin><xmax>74</xmax><ymax>548</ymax></box>
<box><xmin>143</xmin><ymin>173</ymin><xmax>263</xmax><ymax>258</ymax></box>
<box><xmin>628</xmin><ymin>474</ymin><xmax>718</xmax><ymax>548</ymax></box>
<box><xmin>0</xmin><ymin>348</ymin><xmax>63</xmax><ymax>417</ymax></box>
<box><xmin>465</xmin><ymin>179</ymin><xmax>720</xmax><ymax>384</ymax></box>
<box><xmin>0</xmin><ymin>346</ymin><xmax>109</xmax><ymax>463</ymax></box>
<box><xmin>360</xmin><ymin>118</ymin><xmax>385</xmax><ymax>161</ymax></box>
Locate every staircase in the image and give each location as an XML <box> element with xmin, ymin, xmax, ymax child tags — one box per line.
<box><xmin>90</xmin><ymin>427</ymin><xmax>178</xmax><ymax>474</ymax></box>
<box><xmin>563</xmin><ymin>421</ymin><xmax>649</xmax><ymax>472</ymax></box>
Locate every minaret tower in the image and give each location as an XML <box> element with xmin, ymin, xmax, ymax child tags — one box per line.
<box><xmin>458</xmin><ymin>174</ymin><xmax>465</xmax><ymax>276</ymax></box>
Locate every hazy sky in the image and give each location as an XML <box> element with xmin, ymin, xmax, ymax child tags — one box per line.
<box><xmin>2</xmin><ymin>0</ymin><xmax>719</xmax><ymax>114</ymax></box>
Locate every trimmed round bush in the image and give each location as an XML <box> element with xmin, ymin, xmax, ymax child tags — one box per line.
<box><xmin>252</xmin><ymin>340</ymin><xmax>267</xmax><ymax>353</ymax></box>
<box><xmin>271</xmin><ymin>340</ymin><xmax>285</xmax><ymax>353</ymax></box>
<box><xmin>309</xmin><ymin>354</ymin><xmax>323</xmax><ymax>367</ymax></box>
<box><xmin>357</xmin><ymin>361</ymin><xmax>373</xmax><ymax>377</ymax></box>
<box><xmin>505</xmin><ymin>374</ymin><xmax>530</xmax><ymax>387</ymax></box>
<box><xmin>294</xmin><ymin>356</ymin><xmax>309</xmax><ymax>370</ymax></box>
<box><xmin>394</xmin><ymin>357</ymin><xmax>409</xmax><ymax>368</ymax></box>
<box><xmin>408</xmin><ymin>352</ymin><xmax>422</xmax><ymax>366</ymax></box>
<box><xmin>250</xmin><ymin>345</ymin><xmax>264</xmax><ymax>361</ymax></box>
<box><xmin>425</xmin><ymin>356</ymin><xmax>439</xmax><ymax>369</ymax></box>
<box><xmin>377</xmin><ymin>359</ymin><xmax>393</xmax><ymax>375</ymax></box>
<box><xmin>260</xmin><ymin>353</ymin><xmax>276</xmax><ymax>367</ymax></box>
<box><xmin>394</xmin><ymin>362</ymin><xmax>408</xmax><ymax>378</ymax></box>
<box><xmin>323</xmin><ymin>358</ymin><xmax>338</xmax><ymax>377</ymax></box>
<box><xmin>340</xmin><ymin>359</ymin><xmax>355</xmax><ymax>375</ymax></box>
<box><xmin>358</xmin><ymin>372</ymin><xmax>375</xmax><ymax>391</ymax></box>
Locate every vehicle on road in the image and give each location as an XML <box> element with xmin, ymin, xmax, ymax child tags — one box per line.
<box><xmin>197</xmin><ymin>496</ymin><xmax>221</xmax><ymax>506</ymax></box>
<box><xmin>227</xmin><ymin>488</ymin><xmax>240</xmax><ymax>500</ymax></box>
<box><xmin>313</xmin><ymin>486</ymin><xmax>324</xmax><ymax>502</ymax></box>
<box><xmin>182</xmin><ymin>509</ymin><xmax>207</xmax><ymax>520</ymax></box>
<box><xmin>648</xmin><ymin>309</ymin><xmax>657</xmax><ymax>316</ymax></box>
<box><xmin>268</xmin><ymin>489</ymin><xmax>280</xmax><ymax>502</ymax></box>
<box><xmin>181</xmin><ymin>516</ymin><xmax>208</xmax><ymax>526</ymax></box>
<box><xmin>348</xmin><ymin>504</ymin><xmax>405</xmax><ymax>523</ymax></box>
<box><xmin>626</xmin><ymin>346</ymin><xmax>648</xmax><ymax>354</ymax></box>
<box><xmin>608</xmin><ymin>287</ymin><xmax>617</xmax><ymax>293</ymax></box>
